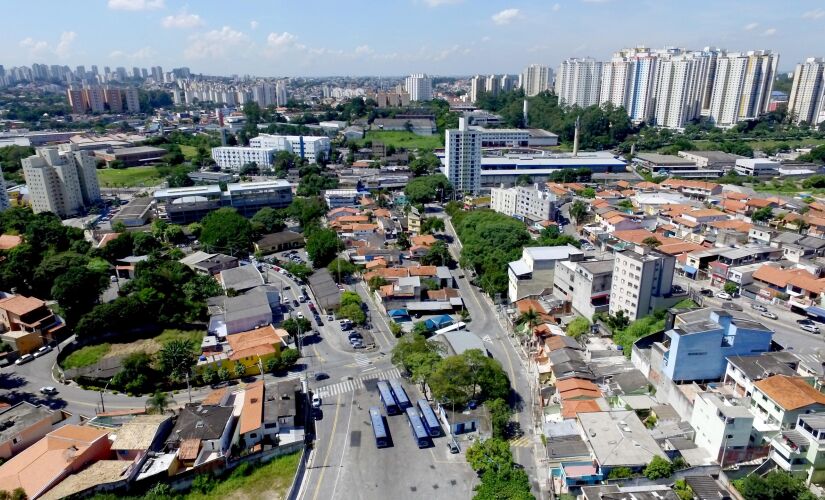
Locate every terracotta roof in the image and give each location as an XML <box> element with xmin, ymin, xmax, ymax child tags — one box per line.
<box><xmin>724</xmin><ymin>191</ymin><xmax>749</xmax><ymax>200</ymax></box>
<box><xmin>365</xmin><ymin>258</ymin><xmax>387</xmax><ymax>270</ymax></box>
<box><xmin>328</xmin><ymin>207</ymin><xmax>359</xmax><ymax>216</ymax></box>
<box><xmin>240</xmin><ymin>381</ymin><xmax>264</xmax><ymax>435</ymax></box>
<box><xmin>408</xmin><ymin>265</ymin><xmax>437</xmax><ymax>277</ymax></box>
<box><xmin>425</xmin><ymin>288</ymin><xmax>460</xmax><ymax>301</ymax></box>
<box><xmin>633</xmin><ymin>181</ymin><xmax>659</xmax><ymax>190</ymax></box>
<box><xmin>684</xmin><ymin>209</ymin><xmax>726</xmax><ymax>218</ymax></box>
<box><xmin>560</xmin><ymin>388</ymin><xmax>602</xmax><ymax>400</ymax></box>
<box><xmin>673</xmin><ymin>217</ymin><xmax>700</xmax><ymax>228</ymax></box>
<box><xmin>0</xmin><ymin>295</ymin><xmax>45</xmax><ymax>316</ymax></box>
<box><xmin>177</xmin><ymin>438</ymin><xmax>201</xmax><ymax>461</ymax></box>
<box><xmin>616</xmin><ymin>181</ymin><xmax>631</xmax><ymax>188</ymax></box>
<box><xmin>746</xmin><ymin>198</ymin><xmax>774</xmax><ymax>208</ymax></box>
<box><xmin>591</xmin><ymin>199</ymin><xmax>610</xmax><ymax>208</ymax></box>
<box><xmin>720</xmin><ymin>200</ymin><xmax>747</xmax><ymax>212</ymax></box>
<box><xmin>335</xmin><ymin>215</ymin><xmax>370</xmax><ymax>224</ymax></box>
<box><xmin>349</xmin><ymin>223</ymin><xmax>378</xmax><ymax>231</ymax></box>
<box><xmin>787</xmin><ymin>274</ymin><xmax>825</xmax><ymax>294</ymax></box>
<box><xmin>556</xmin><ymin>378</ymin><xmax>600</xmax><ymax>393</ymax></box>
<box><xmin>202</xmin><ymin>388</ymin><xmax>228</xmax><ymax>406</ymax></box>
<box><xmin>754</xmin><ymin>375</ymin><xmax>825</xmax><ymax>410</ymax></box>
<box><xmin>708</xmin><ymin>219</ymin><xmax>752</xmax><ymax>232</ymax></box>
<box><xmin>379</xmin><ymin>284</ymin><xmax>395</xmax><ymax>297</ymax></box>
<box><xmin>0</xmin><ymin>235</ymin><xmax>22</xmax><ymax>251</ymax></box>
<box><xmin>657</xmin><ymin>242</ymin><xmax>705</xmax><ymax>255</ymax></box>
<box><xmin>227</xmin><ymin>325</ymin><xmax>288</xmax><ymax>361</ymax></box>
<box><xmin>96</xmin><ymin>232</ymin><xmax>122</xmax><ymax>248</ymax></box>
<box><xmin>561</xmin><ymin>399</ymin><xmax>602</xmax><ymax>419</ymax></box>
<box><xmin>515</xmin><ymin>299</ymin><xmax>547</xmax><ymax>315</ymax></box>
<box><xmin>612</xmin><ymin>229</ymin><xmax>666</xmax><ymax>246</ymax></box>
<box><xmin>411</xmin><ymin>235</ymin><xmax>437</xmax><ymax>247</ymax></box>
<box><xmin>606</xmin><ymin>215</ymin><xmax>630</xmax><ymax>225</ymax></box>
<box><xmin>752</xmin><ymin>265</ymin><xmax>812</xmax><ymax>288</ymax></box>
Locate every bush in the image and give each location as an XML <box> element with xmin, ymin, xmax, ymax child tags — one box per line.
<box><xmin>192</xmin><ymin>473</ymin><xmax>216</xmax><ymax>493</ymax></box>
<box><xmin>643</xmin><ymin>456</ymin><xmax>674</xmax><ymax>480</ymax></box>
<box><xmin>607</xmin><ymin>467</ymin><xmax>633</xmax><ymax>479</ymax></box>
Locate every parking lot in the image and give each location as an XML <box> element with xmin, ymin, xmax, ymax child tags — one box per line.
<box><xmin>311</xmin><ymin>378</ymin><xmax>477</xmax><ymax>500</ymax></box>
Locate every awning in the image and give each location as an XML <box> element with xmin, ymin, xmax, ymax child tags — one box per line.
<box><xmin>805</xmin><ymin>305</ymin><xmax>825</xmax><ymax>319</ymax></box>
<box><xmin>682</xmin><ymin>265</ymin><xmax>697</xmax><ymax>275</ymax></box>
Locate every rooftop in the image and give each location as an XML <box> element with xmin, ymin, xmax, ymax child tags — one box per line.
<box><xmin>0</xmin><ymin>403</ymin><xmax>56</xmax><ymax>444</ymax></box>
<box><xmin>166</xmin><ymin>404</ymin><xmax>234</xmax><ymax>444</ymax></box>
<box><xmin>0</xmin><ymin>295</ymin><xmax>45</xmax><ymax>316</ymax></box>
<box><xmin>755</xmin><ymin>375</ymin><xmax>825</xmax><ymax>410</ymax></box>
<box><xmin>110</xmin><ymin>414</ymin><xmax>171</xmax><ymax>451</ymax></box>
<box><xmin>727</xmin><ymin>352</ymin><xmax>798</xmax><ymax>380</ymax></box>
<box><xmin>577</xmin><ymin>410</ymin><xmax>668</xmax><ymax>467</ymax></box>
<box><xmin>220</xmin><ymin>265</ymin><xmax>264</xmax><ymax>292</ymax></box>
<box><xmin>524</xmin><ymin>245</ymin><xmax>584</xmax><ymax>261</ymax></box>
<box><xmin>240</xmin><ymin>381</ymin><xmax>264</xmax><ymax>435</ymax></box>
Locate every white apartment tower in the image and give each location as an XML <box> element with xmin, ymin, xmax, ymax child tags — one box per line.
<box><xmin>788</xmin><ymin>57</ymin><xmax>825</xmax><ymax>126</ymax></box>
<box><xmin>708</xmin><ymin>50</ymin><xmax>777</xmax><ymax>127</ymax></box>
<box><xmin>522</xmin><ymin>64</ymin><xmax>552</xmax><ymax>97</ymax></box>
<box><xmin>445</xmin><ymin>117</ymin><xmax>482</xmax><ymax>195</ymax></box>
<box><xmin>491</xmin><ymin>184</ymin><xmax>556</xmax><ymax>222</ymax></box>
<box><xmin>485</xmin><ymin>75</ymin><xmax>501</xmax><ymax>97</ymax></box>
<box><xmin>470</xmin><ymin>75</ymin><xmax>486</xmax><ymax>103</ymax></box>
<box><xmin>653</xmin><ymin>52</ymin><xmax>710</xmax><ymax>129</ymax></box>
<box><xmin>22</xmin><ymin>146</ymin><xmax>101</xmax><ymax>218</ymax></box>
<box><xmin>405</xmin><ymin>73</ymin><xmax>433</xmax><ymax>101</ymax></box>
<box><xmin>608</xmin><ymin>245</ymin><xmax>675</xmax><ymax>320</ymax></box>
<box><xmin>123</xmin><ymin>87</ymin><xmax>140</xmax><ymax>113</ymax></box>
<box><xmin>600</xmin><ymin>47</ymin><xmax>660</xmax><ymax>124</ymax></box>
<box><xmin>555</xmin><ymin>58</ymin><xmax>603</xmax><ymax>108</ymax></box>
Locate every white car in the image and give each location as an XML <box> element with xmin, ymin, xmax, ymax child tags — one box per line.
<box><xmin>715</xmin><ymin>292</ymin><xmax>732</xmax><ymax>300</ymax></box>
<box><xmin>14</xmin><ymin>354</ymin><xmax>34</xmax><ymax>365</ymax></box>
<box><xmin>760</xmin><ymin>311</ymin><xmax>778</xmax><ymax>320</ymax></box>
<box><xmin>800</xmin><ymin>323</ymin><xmax>821</xmax><ymax>334</ymax></box>
<box><xmin>40</xmin><ymin>386</ymin><xmax>58</xmax><ymax>395</ymax></box>
<box><xmin>311</xmin><ymin>394</ymin><xmax>322</xmax><ymax>408</ymax></box>
<box><xmin>33</xmin><ymin>345</ymin><xmax>53</xmax><ymax>358</ymax></box>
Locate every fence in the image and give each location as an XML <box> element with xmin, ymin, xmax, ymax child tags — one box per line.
<box><xmin>285</xmin><ymin>445</ymin><xmax>310</xmax><ymax>500</ymax></box>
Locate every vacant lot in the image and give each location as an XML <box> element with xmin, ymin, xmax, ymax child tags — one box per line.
<box><xmin>360</xmin><ymin>130</ymin><xmax>442</xmax><ymax>150</ymax></box>
<box><xmin>61</xmin><ymin>329</ymin><xmax>203</xmax><ymax>369</ymax></box>
<box><xmin>97</xmin><ymin>166</ymin><xmax>164</xmax><ymax>188</ymax></box>
<box><xmin>62</xmin><ymin>343</ymin><xmax>111</xmax><ymax>369</ymax></box>
<box><xmin>182</xmin><ymin>451</ymin><xmax>301</xmax><ymax>500</ymax></box>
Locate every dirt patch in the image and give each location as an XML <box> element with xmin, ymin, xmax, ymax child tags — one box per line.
<box><xmin>102</xmin><ymin>339</ymin><xmax>162</xmax><ymax>359</ymax></box>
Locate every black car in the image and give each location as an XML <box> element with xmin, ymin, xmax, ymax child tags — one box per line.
<box><xmin>292</xmin><ymin>299</ymin><xmax>300</xmax><ymax>307</ymax></box>
<box><xmin>699</xmin><ymin>288</ymin><xmax>714</xmax><ymax>297</ymax></box>
<box><xmin>314</xmin><ymin>372</ymin><xmax>329</xmax><ymax>381</ymax></box>
<box><xmin>348</xmin><ymin>332</ymin><xmax>363</xmax><ymax>341</ymax></box>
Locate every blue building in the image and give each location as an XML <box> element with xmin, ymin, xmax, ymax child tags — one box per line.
<box><xmin>660</xmin><ymin>309</ymin><xmax>773</xmax><ymax>382</ymax></box>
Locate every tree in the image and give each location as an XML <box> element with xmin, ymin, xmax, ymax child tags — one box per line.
<box><xmin>251</xmin><ymin>207</ymin><xmax>286</xmax><ymax>234</ymax></box>
<box><xmin>327</xmin><ymin>258</ymin><xmax>357</xmax><ymax>282</ymax></box>
<box><xmin>421</xmin><ymin>217</ymin><xmax>445</xmax><ymax>235</ymax></box>
<box><xmin>734</xmin><ymin>470</ymin><xmax>818</xmax><ymax>500</ymax></box>
<box><xmin>578</xmin><ymin>187</ymin><xmax>596</xmax><ymax>198</ymax></box>
<box><xmin>389</xmin><ymin>322</ymin><xmax>403</xmax><ymax>337</ymax></box>
<box><xmin>396</xmin><ymin>232</ymin><xmax>411</xmax><ymax>250</ymax></box>
<box><xmin>391</xmin><ymin>333</ymin><xmax>443</xmax><ymax>385</ymax></box>
<box><xmin>201</xmin><ymin>367</ymin><xmax>216</xmax><ymax>386</ymax></box>
<box><xmin>305</xmin><ymin>228</ymin><xmax>343</xmax><ymax>267</ymax></box>
<box><xmin>566</xmin><ymin>317</ymin><xmax>590</xmax><ymax>340</ymax></box>
<box><xmin>280</xmin><ymin>348</ymin><xmax>300</xmax><ymax>368</ymax></box>
<box><xmin>411</xmin><ymin>321</ymin><xmax>431</xmax><ymax>336</ymax></box>
<box><xmin>111</xmin><ymin>351</ymin><xmax>154</xmax><ymax>394</ymax></box>
<box><xmin>368</xmin><ymin>275</ymin><xmax>388</xmax><ymax>291</ymax></box>
<box><xmin>517</xmin><ymin>308</ymin><xmax>540</xmax><ymax>335</ymax></box>
<box><xmin>158</xmin><ymin>339</ymin><xmax>196</xmax><ymax>382</ymax></box>
<box><xmin>199</xmin><ymin>208</ymin><xmax>253</xmax><ymax>256</ymax></box>
<box><xmin>607</xmin><ymin>467</ymin><xmax>633</xmax><ymax>479</ymax></box>
<box><xmin>420</xmin><ymin>240</ymin><xmax>451</xmax><ymax>266</ymax></box>
<box><xmin>568</xmin><ymin>200</ymin><xmax>587</xmax><ymax>225</ymax></box>
<box><xmin>132</xmin><ymin>232</ymin><xmax>161</xmax><ymax>255</ymax></box>
<box><xmin>724</xmin><ymin>282</ymin><xmax>739</xmax><ymax>296</ymax></box>
<box><xmin>50</xmin><ymin>266</ymin><xmax>108</xmax><ymax>324</ymax></box>
<box><xmin>404</xmin><ymin>174</ymin><xmax>452</xmax><ymax>204</ymax></box>
<box><xmin>606</xmin><ymin>310</ymin><xmax>630</xmax><ymax>331</ymax></box>
<box><xmin>473</xmin><ymin>469</ymin><xmax>533</xmax><ymax>500</ymax></box>
<box><xmin>752</xmin><ymin>206</ymin><xmax>774</xmax><ymax>222</ymax></box>
<box><xmin>673</xmin><ymin>479</ymin><xmax>694</xmax><ymax>500</ymax></box>
<box><xmin>281</xmin><ymin>317</ymin><xmax>312</xmax><ymax>337</ymax></box>
<box><xmin>147</xmin><ymin>391</ymin><xmax>169</xmax><ymax>414</ymax></box>
<box><xmin>643</xmin><ymin>456</ymin><xmax>674</xmax><ymax>479</ymax></box>
<box><xmin>641</xmin><ymin>236</ymin><xmax>662</xmax><ymax>248</ymax></box>
<box><xmin>288</xmin><ymin>197</ymin><xmax>327</xmax><ymax>228</ymax></box>
<box><xmin>234</xmin><ymin>361</ymin><xmax>246</xmax><ymax>378</ymax></box>
<box><xmin>338</xmin><ymin>303</ymin><xmax>366</xmax><ymax>325</ymax></box>
<box><xmin>466</xmin><ymin>438</ymin><xmax>514</xmax><ymax>476</ymax></box>
<box><xmin>217</xmin><ymin>366</ymin><xmax>231</xmax><ymax>381</ymax></box>
<box><xmin>487</xmin><ymin>398</ymin><xmax>512</xmax><ymax>440</ymax></box>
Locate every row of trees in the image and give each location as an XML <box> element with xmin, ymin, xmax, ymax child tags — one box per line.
<box><xmin>404</xmin><ymin>174</ymin><xmax>453</xmax><ymax>204</ymax></box>
<box><xmin>465</xmin><ymin>439</ymin><xmax>533</xmax><ymax>499</ymax></box>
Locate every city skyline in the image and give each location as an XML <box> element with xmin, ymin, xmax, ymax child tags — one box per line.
<box><xmin>2</xmin><ymin>0</ymin><xmax>824</xmax><ymax>76</ymax></box>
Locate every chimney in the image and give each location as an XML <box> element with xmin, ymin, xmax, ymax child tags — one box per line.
<box><xmin>572</xmin><ymin>115</ymin><xmax>580</xmax><ymax>158</ymax></box>
<box><xmin>522</xmin><ymin>99</ymin><xmax>529</xmax><ymax>127</ymax></box>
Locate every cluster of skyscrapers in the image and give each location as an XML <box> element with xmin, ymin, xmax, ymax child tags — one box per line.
<box><xmin>555</xmin><ymin>47</ymin><xmax>779</xmax><ymax>129</ymax></box>
<box><xmin>468</xmin><ymin>64</ymin><xmax>553</xmax><ymax>102</ymax></box>
<box><xmin>66</xmin><ymin>85</ymin><xmax>140</xmax><ymax>114</ymax></box>
<box><xmin>172</xmin><ymin>80</ymin><xmax>289</xmax><ymax>108</ymax></box>
<box><xmin>0</xmin><ymin>63</ymin><xmax>190</xmax><ymax>87</ymax></box>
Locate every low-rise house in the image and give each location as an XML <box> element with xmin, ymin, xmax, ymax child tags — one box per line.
<box><xmin>263</xmin><ymin>380</ymin><xmax>304</xmax><ymax>444</ymax></box>
<box><xmin>209</xmin><ymin>286</ymin><xmax>279</xmax><ymax>336</ymax></box>
<box><xmin>751</xmin><ymin>375</ymin><xmax>825</xmax><ymax>433</ymax></box>
<box><xmin>179</xmin><ymin>251</ymin><xmax>238</xmax><ymax>275</ymax></box>
<box><xmin>239</xmin><ymin>381</ymin><xmax>265</xmax><ymax>450</ymax></box>
<box><xmin>769</xmin><ymin>412</ymin><xmax>825</xmax><ymax>485</ymax></box>
<box><xmin>552</xmin><ymin>259</ymin><xmax>613</xmax><ymax>319</ymax></box>
<box><xmin>0</xmin><ymin>425</ymin><xmax>112</xmax><ymax>499</ymax></box>
<box><xmin>165</xmin><ymin>404</ymin><xmax>236</xmax><ymax>467</ymax></box>
<box><xmin>508</xmin><ymin>246</ymin><xmax>584</xmax><ymax>303</ymax></box>
<box><xmin>254</xmin><ymin>231</ymin><xmax>304</xmax><ymax>254</ymax></box>
<box><xmin>0</xmin><ymin>403</ymin><xmax>65</xmax><ymax>460</ymax></box>
<box><xmin>581</xmin><ymin>485</ymin><xmax>679</xmax><ymax>500</ymax></box>
<box><xmin>724</xmin><ymin>352</ymin><xmax>800</xmax><ymax>397</ymax></box>
<box><xmin>690</xmin><ymin>392</ymin><xmax>755</xmax><ymax>464</ymax></box>
<box><xmin>0</xmin><ymin>294</ymin><xmax>65</xmax><ymax>346</ymax></box>
<box><xmin>110</xmin><ymin>414</ymin><xmax>173</xmax><ymax>461</ymax></box>
<box><xmin>577</xmin><ymin>410</ymin><xmax>668</xmax><ymax>473</ymax></box>
<box><xmin>219</xmin><ymin>265</ymin><xmax>265</xmax><ymax>294</ymax></box>
<box><xmin>201</xmin><ymin>325</ymin><xmax>289</xmax><ymax>375</ymax></box>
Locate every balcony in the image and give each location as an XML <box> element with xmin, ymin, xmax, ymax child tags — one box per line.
<box><xmin>770</xmin><ymin>431</ymin><xmax>810</xmax><ymax>472</ymax></box>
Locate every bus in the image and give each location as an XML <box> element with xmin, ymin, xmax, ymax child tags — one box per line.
<box><xmin>369</xmin><ymin>407</ymin><xmax>389</xmax><ymax>448</ymax></box>
<box><xmin>377</xmin><ymin>380</ymin><xmax>401</xmax><ymax>415</ymax></box>
<box><xmin>433</xmin><ymin>321</ymin><xmax>467</xmax><ymax>335</ymax></box>
<box><xmin>417</xmin><ymin>398</ymin><xmax>442</xmax><ymax>437</ymax></box>
<box><xmin>388</xmin><ymin>379</ymin><xmax>412</xmax><ymax>410</ymax></box>
<box><xmin>405</xmin><ymin>407</ymin><xmax>431</xmax><ymax>448</ymax></box>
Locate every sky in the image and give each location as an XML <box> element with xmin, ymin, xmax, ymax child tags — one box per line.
<box><xmin>3</xmin><ymin>0</ymin><xmax>825</xmax><ymax>77</ymax></box>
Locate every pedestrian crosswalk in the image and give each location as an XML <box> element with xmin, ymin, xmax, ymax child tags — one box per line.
<box><xmin>354</xmin><ymin>354</ymin><xmax>371</xmax><ymax>368</ymax></box>
<box><xmin>509</xmin><ymin>436</ymin><xmax>533</xmax><ymax>448</ymax></box>
<box><xmin>313</xmin><ymin>367</ymin><xmax>402</xmax><ymax>398</ymax></box>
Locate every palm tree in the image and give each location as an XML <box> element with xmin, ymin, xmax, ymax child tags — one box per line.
<box><xmin>147</xmin><ymin>391</ymin><xmax>169</xmax><ymax>414</ymax></box>
<box><xmin>569</xmin><ymin>200</ymin><xmax>587</xmax><ymax>225</ymax></box>
<box><xmin>517</xmin><ymin>308</ymin><xmax>541</xmax><ymax>345</ymax></box>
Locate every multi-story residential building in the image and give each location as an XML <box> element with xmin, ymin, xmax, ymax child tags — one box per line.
<box><xmin>553</xmin><ymin>259</ymin><xmax>613</xmax><ymax>318</ymax></box>
<box><xmin>658</xmin><ymin>308</ymin><xmax>773</xmax><ymax>382</ymax></box>
<box><xmin>788</xmin><ymin>57</ymin><xmax>825</xmax><ymax>126</ymax></box>
<box><xmin>444</xmin><ymin>117</ymin><xmax>482</xmax><ymax>195</ymax></box>
<box><xmin>691</xmin><ymin>392</ymin><xmax>755</xmax><ymax>464</ymax></box>
<box><xmin>508</xmin><ymin>245</ymin><xmax>584</xmax><ymax>303</ymax></box>
<box><xmin>404</xmin><ymin>73</ymin><xmax>432</xmax><ymax>101</ymax></box>
<box><xmin>22</xmin><ymin>145</ymin><xmax>100</xmax><ymax>218</ymax></box>
<box><xmin>0</xmin><ymin>293</ymin><xmax>66</xmax><ymax>345</ymax></box>
<box><xmin>323</xmin><ymin>189</ymin><xmax>362</xmax><ymax>209</ymax></box>
<box><xmin>751</xmin><ymin>375</ymin><xmax>825</xmax><ymax>432</ymax></box>
<box><xmin>521</xmin><ymin>64</ymin><xmax>552</xmax><ymax>97</ymax></box>
<box><xmin>608</xmin><ymin>246</ymin><xmax>675</xmax><ymax>320</ymax></box>
<box><xmin>485</xmin><ymin>74</ymin><xmax>500</xmax><ymax>97</ymax></box>
<box><xmin>469</xmin><ymin>75</ymin><xmax>486</xmax><ymax>103</ymax></box>
<box><xmin>67</xmin><ymin>87</ymin><xmax>85</xmax><ymax>114</ymax></box>
<box><xmin>0</xmin><ymin>166</ymin><xmax>8</xmax><ymax>211</ymax></box>
<box><xmin>770</xmin><ymin>412</ymin><xmax>825</xmax><ymax>485</ymax></box>
<box><xmin>724</xmin><ymin>352</ymin><xmax>800</xmax><ymax>397</ymax></box>
<box><xmin>708</xmin><ymin>50</ymin><xmax>777</xmax><ymax>127</ymax></box>
<box><xmin>123</xmin><ymin>87</ymin><xmax>140</xmax><ymax>113</ymax></box>
<box><xmin>600</xmin><ymin>47</ymin><xmax>660</xmax><ymax>124</ymax></box>
<box><xmin>490</xmin><ymin>184</ymin><xmax>557</xmax><ymax>222</ymax></box>
<box><xmin>249</xmin><ymin>134</ymin><xmax>330</xmax><ymax>164</ymax></box>
<box><xmin>211</xmin><ymin>146</ymin><xmax>277</xmax><ymax>171</ymax></box>
<box><xmin>103</xmin><ymin>87</ymin><xmax>122</xmax><ymax>113</ymax></box>
<box><xmin>83</xmin><ymin>86</ymin><xmax>106</xmax><ymax>113</ymax></box>
<box><xmin>653</xmin><ymin>53</ymin><xmax>708</xmax><ymax>129</ymax></box>
<box><xmin>555</xmin><ymin>58</ymin><xmax>603</xmax><ymax>108</ymax></box>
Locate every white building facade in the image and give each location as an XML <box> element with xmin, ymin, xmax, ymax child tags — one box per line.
<box><xmin>405</xmin><ymin>73</ymin><xmax>433</xmax><ymax>102</ymax></box>
<box><xmin>249</xmin><ymin>134</ymin><xmax>331</xmax><ymax>163</ymax></box>
<box><xmin>788</xmin><ymin>57</ymin><xmax>825</xmax><ymax>126</ymax></box>
<box><xmin>708</xmin><ymin>50</ymin><xmax>777</xmax><ymax>128</ymax></box>
<box><xmin>22</xmin><ymin>145</ymin><xmax>100</xmax><ymax>218</ymax></box>
<box><xmin>609</xmin><ymin>246</ymin><xmax>675</xmax><ymax>320</ymax></box>
<box><xmin>522</xmin><ymin>64</ymin><xmax>552</xmax><ymax>97</ymax></box>
<box><xmin>444</xmin><ymin>117</ymin><xmax>482</xmax><ymax>195</ymax></box>
<box><xmin>555</xmin><ymin>58</ymin><xmax>603</xmax><ymax>108</ymax></box>
<box><xmin>211</xmin><ymin>147</ymin><xmax>277</xmax><ymax>171</ymax></box>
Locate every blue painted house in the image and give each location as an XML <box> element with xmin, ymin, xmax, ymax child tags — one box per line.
<box><xmin>660</xmin><ymin>309</ymin><xmax>773</xmax><ymax>382</ymax></box>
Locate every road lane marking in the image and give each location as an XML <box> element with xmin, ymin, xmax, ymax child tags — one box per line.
<box><xmin>311</xmin><ymin>393</ymin><xmax>342</xmax><ymax>500</ymax></box>
<box><xmin>314</xmin><ymin>368</ymin><xmax>401</xmax><ymax>398</ymax></box>
<box><xmin>331</xmin><ymin>390</ymin><xmax>357</xmax><ymax>500</ymax></box>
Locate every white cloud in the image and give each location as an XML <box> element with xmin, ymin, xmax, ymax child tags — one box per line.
<box><xmin>552</xmin><ymin>3</ymin><xmax>561</xmax><ymax>11</ymax></box>
<box><xmin>422</xmin><ymin>0</ymin><xmax>462</xmax><ymax>6</ymax></box>
<box><xmin>185</xmin><ymin>26</ymin><xmax>250</xmax><ymax>60</ymax></box>
<box><xmin>354</xmin><ymin>45</ymin><xmax>374</xmax><ymax>56</ymax></box>
<box><xmin>19</xmin><ymin>37</ymin><xmax>49</xmax><ymax>55</ymax></box>
<box><xmin>762</xmin><ymin>27</ymin><xmax>776</xmax><ymax>36</ymax></box>
<box><xmin>110</xmin><ymin>46</ymin><xmax>155</xmax><ymax>61</ymax></box>
<box><xmin>250</xmin><ymin>20</ymin><xmax>259</xmax><ymax>30</ymax></box>
<box><xmin>491</xmin><ymin>8</ymin><xmax>521</xmax><ymax>25</ymax></box>
<box><xmin>743</xmin><ymin>22</ymin><xmax>759</xmax><ymax>31</ymax></box>
<box><xmin>266</xmin><ymin>32</ymin><xmax>297</xmax><ymax>48</ymax></box>
<box><xmin>107</xmin><ymin>0</ymin><xmax>164</xmax><ymax>11</ymax></box>
<box><xmin>162</xmin><ymin>10</ymin><xmax>204</xmax><ymax>29</ymax></box>
<box><xmin>55</xmin><ymin>31</ymin><xmax>76</xmax><ymax>58</ymax></box>
<box><xmin>803</xmin><ymin>8</ymin><xmax>825</xmax><ymax>19</ymax></box>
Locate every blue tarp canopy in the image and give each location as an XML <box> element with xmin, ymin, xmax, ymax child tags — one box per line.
<box><xmin>682</xmin><ymin>265</ymin><xmax>697</xmax><ymax>275</ymax></box>
<box><xmin>388</xmin><ymin>309</ymin><xmax>409</xmax><ymax>318</ymax></box>
<box><xmin>805</xmin><ymin>306</ymin><xmax>825</xmax><ymax>319</ymax></box>
<box><xmin>425</xmin><ymin>314</ymin><xmax>454</xmax><ymax>330</ymax></box>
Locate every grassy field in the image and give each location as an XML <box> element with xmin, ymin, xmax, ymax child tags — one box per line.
<box><xmin>180</xmin><ymin>144</ymin><xmax>198</xmax><ymax>160</ymax></box>
<box><xmin>182</xmin><ymin>451</ymin><xmax>301</xmax><ymax>500</ymax></box>
<box><xmin>62</xmin><ymin>344</ymin><xmax>111</xmax><ymax>369</ymax></box>
<box><xmin>360</xmin><ymin>130</ymin><xmax>443</xmax><ymax>150</ymax></box>
<box><xmin>689</xmin><ymin>138</ymin><xmax>825</xmax><ymax>151</ymax></box>
<box><xmin>97</xmin><ymin>166</ymin><xmax>164</xmax><ymax>188</ymax></box>
<box><xmin>61</xmin><ymin>329</ymin><xmax>203</xmax><ymax>369</ymax></box>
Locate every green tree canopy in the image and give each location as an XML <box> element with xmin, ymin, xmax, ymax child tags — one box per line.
<box><xmin>199</xmin><ymin>208</ymin><xmax>253</xmax><ymax>256</ymax></box>
<box><xmin>51</xmin><ymin>266</ymin><xmax>109</xmax><ymax>324</ymax></box>
<box><xmin>306</xmin><ymin>227</ymin><xmax>343</xmax><ymax>267</ymax></box>
<box><xmin>643</xmin><ymin>456</ymin><xmax>674</xmax><ymax>479</ymax></box>
<box><xmin>404</xmin><ymin>174</ymin><xmax>452</xmax><ymax>204</ymax></box>
<box><xmin>251</xmin><ymin>207</ymin><xmax>286</xmax><ymax>234</ymax></box>
<box><xmin>158</xmin><ymin>339</ymin><xmax>196</xmax><ymax>382</ymax></box>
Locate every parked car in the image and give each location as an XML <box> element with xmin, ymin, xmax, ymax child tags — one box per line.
<box><xmin>797</xmin><ymin>318</ymin><xmax>815</xmax><ymax>325</ymax></box>
<box><xmin>33</xmin><ymin>345</ymin><xmax>53</xmax><ymax>358</ymax></box>
<box><xmin>311</xmin><ymin>394</ymin><xmax>322</xmax><ymax>408</ymax></box>
<box><xmin>39</xmin><ymin>386</ymin><xmax>57</xmax><ymax>395</ymax></box>
<box><xmin>314</xmin><ymin>372</ymin><xmax>329</xmax><ymax>382</ymax></box>
<box><xmin>299</xmin><ymin>296</ymin><xmax>307</xmax><ymax>303</ymax></box>
<box><xmin>110</xmin><ymin>275</ymin><xmax>118</xmax><ymax>283</ymax></box>
<box><xmin>448</xmin><ymin>439</ymin><xmax>460</xmax><ymax>454</ymax></box>
<box><xmin>800</xmin><ymin>323</ymin><xmax>820</xmax><ymax>334</ymax></box>
<box><xmin>700</xmin><ymin>288</ymin><xmax>714</xmax><ymax>297</ymax></box>
<box><xmin>348</xmin><ymin>332</ymin><xmax>363</xmax><ymax>340</ymax></box>
<box><xmin>327</xmin><ymin>314</ymin><xmax>334</xmax><ymax>321</ymax></box>
<box><xmin>760</xmin><ymin>311</ymin><xmax>778</xmax><ymax>320</ymax></box>
<box><xmin>296</xmin><ymin>312</ymin><xmax>304</xmax><ymax>319</ymax></box>
<box><xmin>751</xmin><ymin>303</ymin><xmax>768</xmax><ymax>312</ymax></box>
<box><xmin>15</xmin><ymin>354</ymin><xmax>34</xmax><ymax>365</ymax></box>
<box><xmin>715</xmin><ymin>291</ymin><xmax>732</xmax><ymax>300</ymax></box>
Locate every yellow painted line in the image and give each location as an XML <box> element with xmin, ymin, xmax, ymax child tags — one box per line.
<box><xmin>312</xmin><ymin>393</ymin><xmax>343</xmax><ymax>500</ymax></box>
<box><xmin>311</xmin><ymin>345</ymin><xmax>325</xmax><ymax>363</ymax></box>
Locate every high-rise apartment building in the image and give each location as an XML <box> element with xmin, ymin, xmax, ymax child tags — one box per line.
<box><xmin>600</xmin><ymin>47</ymin><xmax>660</xmax><ymax>124</ymax></box>
<box><xmin>469</xmin><ymin>75</ymin><xmax>486</xmax><ymax>103</ymax></box>
<box><xmin>788</xmin><ymin>57</ymin><xmax>825</xmax><ymax>126</ymax></box>
<box><xmin>485</xmin><ymin>75</ymin><xmax>501</xmax><ymax>97</ymax></box>
<box><xmin>84</xmin><ymin>86</ymin><xmax>106</xmax><ymax>113</ymax></box>
<box><xmin>445</xmin><ymin>117</ymin><xmax>482</xmax><ymax>195</ymax></box>
<box><xmin>708</xmin><ymin>50</ymin><xmax>777</xmax><ymax>128</ymax></box>
<box><xmin>104</xmin><ymin>87</ymin><xmax>122</xmax><ymax>113</ymax></box>
<box><xmin>521</xmin><ymin>64</ymin><xmax>552</xmax><ymax>97</ymax></box>
<box><xmin>491</xmin><ymin>184</ymin><xmax>557</xmax><ymax>222</ymax></box>
<box><xmin>555</xmin><ymin>57</ymin><xmax>603</xmax><ymax>108</ymax></box>
<box><xmin>608</xmin><ymin>245</ymin><xmax>675</xmax><ymax>320</ymax></box>
<box><xmin>501</xmin><ymin>74</ymin><xmax>516</xmax><ymax>92</ymax></box>
<box><xmin>276</xmin><ymin>81</ymin><xmax>288</xmax><ymax>106</ymax></box>
<box><xmin>405</xmin><ymin>73</ymin><xmax>433</xmax><ymax>101</ymax></box>
<box><xmin>123</xmin><ymin>87</ymin><xmax>140</xmax><ymax>113</ymax></box>
<box><xmin>0</xmin><ymin>165</ymin><xmax>9</xmax><ymax>212</ymax></box>
<box><xmin>653</xmin><ymin>52</ymin><xmax>711</xmax><ymax>129</ymax></box>
<box><xmin>22</xmin><ymin>145</ymin><xmax>101</xmax><ymax>218</ymax></box>
<box><xmin>67</xmin><ymin>88</ymin><xmax>85</xmax><ymax>114</ymax></box>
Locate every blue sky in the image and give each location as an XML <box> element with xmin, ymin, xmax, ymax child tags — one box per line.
<box><xmin>3</xmin><ymin>0</ymin><xmax>824</xmax><ymax>76</ymax></box>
